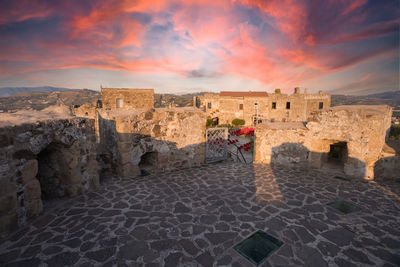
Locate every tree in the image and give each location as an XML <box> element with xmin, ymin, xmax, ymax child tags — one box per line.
<box><xmin>206</xmin><ymin>118</ymin><xmax>214</xmax><ymax>127</ymax></box>
<box><xmin>232</xmin><ymin>118</ymin><xmax>245</xmax><ymax>126</ymax></box>
<box><xmin>275</xmin><ymin>88</ymin><xmax>281</xmax><ymax>94</ymax></box>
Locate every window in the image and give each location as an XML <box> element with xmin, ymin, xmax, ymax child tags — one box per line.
<box><xmin>319</xmin><ymin>102</ymin><xmax>324</xmax><ymax>109</ymax></box>
<box><xmin>208</xmin><ymin>102</ymin><xmax>212</xmax><ymax>109</ymax></box>
<box><xmin>116</xmin><ymin>98</ymin><xmax>123</xmax><ymax>108</ymax></box>
<box><xmin>286</xmin><ymin>102</ymin><xmax>291</xmax><ymax>109</ymax></box>
<box><xmin>239</xmin><ymin>104</ymin><xmax>243</xmax><ymax>110</ymax></box>
<box><xmin>272</xmin><ymin>102</ymin><xmax>276</xmax><ymax>109</ymax></box>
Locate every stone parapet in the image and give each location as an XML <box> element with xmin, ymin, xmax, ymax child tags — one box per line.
<box><xmin>0</xmin><ymin>118</ymin><xmax>99</xmax><ymax>236</ymax></box>
<box><xmin>97</xmin><ymin>107</ymin><xmax>206</xmax><ymax>179</ymax></box>
<box><xmin>255</xmin><ymin>105</ymin><xmax>393</xmax><ymax>180</ymax></box>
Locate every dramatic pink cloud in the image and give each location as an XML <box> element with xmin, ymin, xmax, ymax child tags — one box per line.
<box><xmin>0</xmin><ymin>0</ymin><xmax>398</xmax><ymax>94</ymax></box>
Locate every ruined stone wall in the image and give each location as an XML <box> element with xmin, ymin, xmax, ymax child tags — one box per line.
<box><xmin>101</xmin><ymin>88</ymin><xmax>154</xmax><ymax>110</ymax></box>
<box><xmin>374</xmin><ymin>141</ymin><xmax>400</xmax><ymax>179</ymax></box>
<box><xmin>255</xmin><ymin>123</ymin><xmax>309</xmax><ymax>166</ymax></box>
<box><xmin>72</xmin><ymin>103</ymin><xmax>97</xmax><ymax>119</ymax></box>
<box><xmin>0</xmin><ymin>118</ymin><xmax>99</xmax><ymax>235</ymax></box>
<box><xmin>255</xmin><ymin>105</ymin><xmax>393</xmax><ymax>180</ymax></box>
<box><xmin>97</xmin><ymin>108</ymin><xmax>206</xmax><ymax>178</ymax></box>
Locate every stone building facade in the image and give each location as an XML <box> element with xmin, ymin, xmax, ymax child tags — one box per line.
<box><xmin>255</xmin><ymin>105</ymin><xmax>393</xmax><ymax>180</ymax></box>
<box><xmin>101</xmin><ymin>88</ymin><xmax>154</xmax><ymax>110</ymax></box>
<box><xmin>194</xmin><ymin>88</ymin><xmax>331</xmax><ymax>125</ymax></box>
<box><xmin>0</xmin><ymin>118</ymin><xmax>99</xmax><ymax>235</ymax></box>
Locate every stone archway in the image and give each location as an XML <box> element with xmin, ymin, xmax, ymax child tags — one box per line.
<box><xmin>37</xmin><ymin>142</ymin><xmax>68</xmax><ymax>199</ymax></box>
<box><xmin>139</xmin><ymin>152</ymin><xmax>159</xmax><ymax>173</ymax></box>
<box><xmin>322</xmin><ymin>141</ymin><xmax>348</xmax><ymax>170</ymax></box>
<box><xmin>36</xmin><ymin>140</ymin><xmax>87</xmax><ymax>201</ymax></box>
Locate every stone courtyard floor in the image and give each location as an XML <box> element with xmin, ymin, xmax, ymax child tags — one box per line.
<box><xmin>0</xmin><ymin>163</ymin><xmax>399</xmax><ymax>267</ymax></box>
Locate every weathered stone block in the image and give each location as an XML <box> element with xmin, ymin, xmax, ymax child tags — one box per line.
<box><xmin>118</xmin><ymin>164</ymin><xmax>140</xmax><ymax>178</ymax></box>
<box><xmin>0</xmin><ymin>176</ymin><xmax>16</xmax><ymax>196</ymax></box>
<box><xmin>65</xmin><ymin>184</ymin><xmax>82</xmax><ymax>197</ymax></box>
<box><xmin>0</xmin><ymin>214</ymin><xmax>17</xmax><ymax>235</ymax></box>
<box><xmin>88</xmin><ymin>175</ymin><xmax>100</xmax><ymax>190</ymax></box>
<box><xmin>21</xmin><ymin>159</ymin><xmax>38</xmax><ymax>184</ymax></box>
<box><xmin>25</xmin><ymin>199</ymin><xmax>43</xmax><ymax>217</ymax></box>
<box><xmin>0</xmin><ymin>134</ymin><xmax>10</xmax><ymax>147</ymax></box>
<box><xmin>118</xmin><ymin>133</ymin><xmax>132</xmax><ymax>142</ymax></box>
<box><xmin>24</xmin><ymin>179</ymin><xmax>41</xmax><ymax>201</ymax></box>
<box><xmin>0</xmin><ymin>195</ymin><xmax>16</xmax><ymax>216</ymax></box>
<box><xmin>62</xmin><ymin>168</ymin><xmax>81</xmax><ymax>185</ymax></box>
<box><xmin>119</xmin><ymin>152</ymin><xmax>133</xmax><ymax>165</ymax></box>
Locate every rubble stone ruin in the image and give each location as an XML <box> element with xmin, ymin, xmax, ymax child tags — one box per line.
<box><xmin>0</xmin><ymin>87</ymin><xmax>398</xmax><ymax>241</ymax></box>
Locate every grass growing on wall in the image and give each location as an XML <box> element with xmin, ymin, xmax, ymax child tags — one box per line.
<box><xmin>389</xmin><ymin>125</ymin><xmax>400</xmax><ymax>140</ymax></box>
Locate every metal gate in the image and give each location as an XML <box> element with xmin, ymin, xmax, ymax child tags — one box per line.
<box><xmin>206</xmin><ymin>128</ymin><xmax>228</xmax><ymax>163</ymax></box>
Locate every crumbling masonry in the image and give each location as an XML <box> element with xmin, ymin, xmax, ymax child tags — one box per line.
<box><xmin>0</xmin><ymin>88</ymin><xmax>397</xmax><ymax>237</ymax></box>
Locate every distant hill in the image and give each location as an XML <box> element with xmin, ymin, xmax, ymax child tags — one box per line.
<box><xmin>331</xmin><ymin>91</ymin><xmax>400</xmax><ymax>110</ymax></box>
<box><xmin>1</xmin><ymin>87</ymin><xmax>398</xmax><ymax>113</ymax></box>
<box><xmin>0</xmin><ymin>89</ymin><xmax>100</xmax><ymax>112</ymax></box>
<box><xmin>154</xmin><ymin>92</ymin><xmax>207</xmax><ymax>108</ymax></box>
<box><xmin>0</xmin><ymin>86</ymin><xmax>73</xmax><ymax>97</ymax></box>
<box><xmin>365</xmin><ymin>91</ymin><xmax>400</xmax><ymax>103</ymax></box>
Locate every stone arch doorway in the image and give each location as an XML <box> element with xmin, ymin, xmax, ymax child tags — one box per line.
<box><xmin>36</xmin><ymin>141</ymin><xmax>83</xmax><ymax>200</ymax></box>
<box><xmin>324</xmin><ymin>141</ymin><xmax>348</xmax><ymax>170</ymax></box>
<box><xmin>37</xmin><ymin>142</ymin><xmax>67</xmax><ymax>200</ymax></box>
<box><xmin>139</xmin><ymin>152</ymin><xmax>159</xmax><ymax>173</ymax></box>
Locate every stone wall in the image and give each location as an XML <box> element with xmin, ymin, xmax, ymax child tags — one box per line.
<box><xmin>72</xmin><ymin>103</ymin><xmax>97</xmax><ymax>119</ymax></box>
<box><xmin>195</xmin><ymin>89</ymin><xmax>331</xmax><ymax>125</ymax></box>
<box><xmin>101</xmin><ymin>88</ymin><xmax>154</xmax><ymax>110</ymax></box>
<box><xmin>97</xmin><ymin>107</ymin><xmax>206</xmax><ymax>178</ymax></box>
<box><xmin>255</xmin><ymin>105</ymin><xmax>393</xmax><ymax>180</ymax></box>
<box><xmin>374</xmin><ymin>141</ymin><xmax>400</xmax><ymax>179</ymax></box>
<box><xmin>0</xmin><ymin>118</ymin><xmax>99</xmax><ymax>235</ymax></box>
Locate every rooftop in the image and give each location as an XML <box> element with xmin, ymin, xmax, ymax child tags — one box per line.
<box><xmin>220</xmin><ymin>91</ymin><xmax>269</xmax><ymax>97</ymax></box>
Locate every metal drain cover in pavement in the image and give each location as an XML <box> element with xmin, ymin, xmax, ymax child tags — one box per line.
<box><xmin>328</xmin><ymin>200</ymin><xmax>361</xmax><ymax>214</ymax></box>
<box><xmin>233</xmin><ymin>231</ymin><xmax>283</xmax><ymax>265</ymax></box>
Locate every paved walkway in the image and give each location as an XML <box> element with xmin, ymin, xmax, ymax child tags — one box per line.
<box><xmin>0</xmin><ymin>163</ymin><xmax>399</xmax><ymax>266</ymax></box>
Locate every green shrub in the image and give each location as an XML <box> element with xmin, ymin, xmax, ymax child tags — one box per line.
<box><xmin>389</xmin><ymin>125</ymin><xmax>400</xmax><ymax>140</ymax></box>
<box><xmin>217</xmin><ymin>123</ymin><xmax>233</xmax><ymax>129</ymax></box>
<box><xmin>232</xmin><ymin>118</ymin><xmax>245</xmax><ymax>126</ymax></box>
<box><xmin>275</xmin><ymin>88</ymin><xmax>281</xmax><ymax>94</ymax></box>
<box><xmin>206</xmin><ymin>118</ymin><xmax>214</xmax><ymax>127</ymax></box>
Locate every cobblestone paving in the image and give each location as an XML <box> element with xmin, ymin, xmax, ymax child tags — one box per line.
<box><xmin>1</xmin><ymin>163</ymin><xmax>399</xmax><ymax>266</ymax></box>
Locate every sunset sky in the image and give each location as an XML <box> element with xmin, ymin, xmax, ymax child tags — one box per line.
<box><xmin>0</xmin><ymin>0</ymin><xmax>398</xmax><ymax>95</ymax></box>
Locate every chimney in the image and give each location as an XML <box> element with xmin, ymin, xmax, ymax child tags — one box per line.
<box><xmin>319</xmin><ymin>90</ymin><xmax>323</xmax><ymax>94</ymax></box>
<box><xmin>294</xmin><ymin>87</ymin><xmax>300</xmax><ymax>94</ymax></box>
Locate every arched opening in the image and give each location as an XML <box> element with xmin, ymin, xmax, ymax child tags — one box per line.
<box><xmin>324</xmin><ymin>141</ymin><xmax>348</xmax><ymax>170</ymax></box>
<box><xmin>139</xmin><ymin>152</ymin><xmax>158</xmax><ymax>173</ymax></box>
<box><xmin>36</xmin><ymin>142</ymin><xmax>69</xmax><ymax>200</ymax></box>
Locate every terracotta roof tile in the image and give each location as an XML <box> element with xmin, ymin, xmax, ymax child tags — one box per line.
<box><xmin>219</xmin><ymin>91</ymin><xmax>268</xmax><ymax>97</ymax></box>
